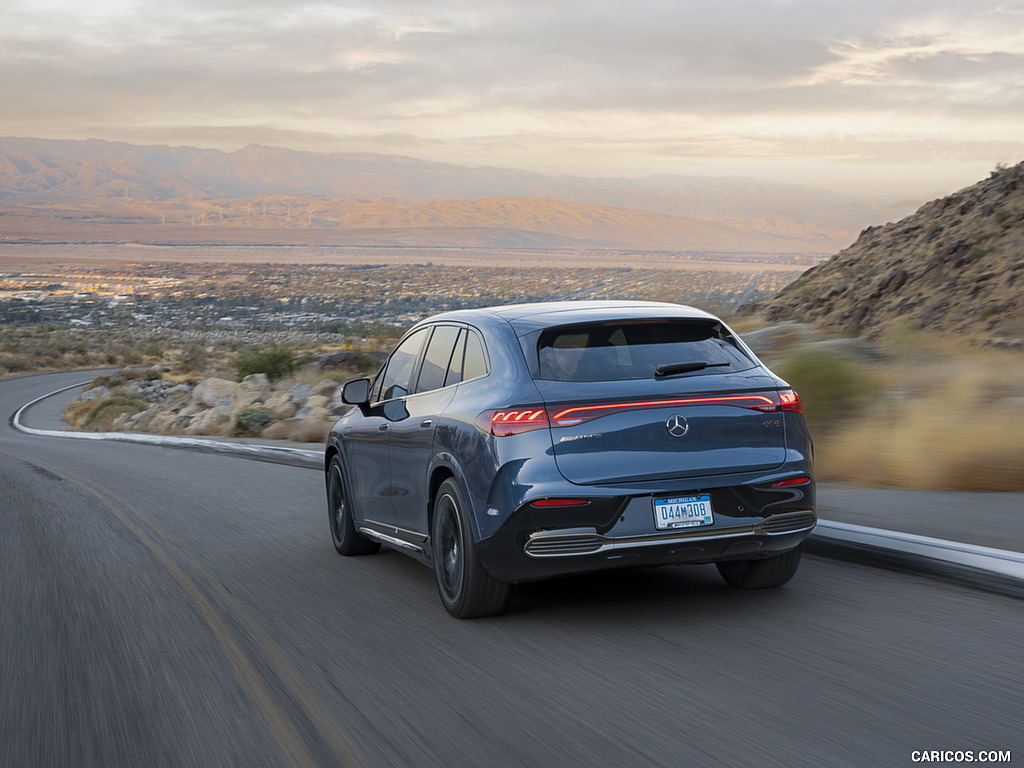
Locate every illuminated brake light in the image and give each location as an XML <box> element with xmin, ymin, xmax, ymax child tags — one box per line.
<box><xmin>780</xmin><ymin>391</ymin><xmax>803</xmax><ymax>413</ymax></box>
<box><xmin>481</xmin><ymin>391</ymin><xmax>803</xmax><ymax>435</ymax></box>
<box><xmin>549</xmin><ymin>395</ymin><xmax>778</xmax><ymax>426</ymax></box>
<box><xmin>477</xmin><ymin>408</ymin><xmax>550</xmax><ymax>436</ymax></box>
<box><xmin>771</xmin><ymin>476</ymin><xmax>811</xmax><ymax>488</ymax></box>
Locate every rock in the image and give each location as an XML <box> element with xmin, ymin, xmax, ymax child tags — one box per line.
<box><xmin>302</xmin><ymin>395</ymin><xmax>330</xmax><ymax>411</ymax></box>
<box><xmin>80</xmin><ymin>385</ymin><xmax>110</xmax><ymax>401</ymax></box>
<box><xmin>311</xmin><ymin>379</ymin><xmax>340</xmax><ymax>397</ymax></box>
<box><xmin>186</xmin><ymin>407</ymin><xmax>233</xmax><ymax>436</ymax></box>
<box><xmin>239</xmin><ymin>373</ymin><xmax>271</xmax><ymax>397</ymax></box>
<box><xmin>112</xmin><ymin>412</ymin><xmax>136</xmax><ymax>429</ymax></box>
<box><xmin>289</xmin><ymin>384</ymin><xmax>311</xmax><ymax>404</ymax></box>
<box><xmin>149</xmin><ymin>412</ymin><xmax>180</xmax><ymax>435</ymax></box>
<box><xmin>193</xmin><ymin>378</ymin><xmax>240</xmax><ymax>408</ymax></box>
<box><xmin>232</xmin><ymin>393</ymin><xmax>267</xmax><ymax>413</ymax></box>
<box><xmin>263</xmin><ymin>391</ymin><xmax>297</xmax><ymax>418</ymax></box>
<box><xmin>294</xmin><ymin>404</ymin><xmax>331</xmax><ymax>421</ymax></box>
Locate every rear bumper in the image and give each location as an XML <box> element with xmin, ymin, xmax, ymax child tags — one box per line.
<box><xmin>477</xmin><ymin>510</ymin><xmax>816</xmax><ymax>582</ymax></box>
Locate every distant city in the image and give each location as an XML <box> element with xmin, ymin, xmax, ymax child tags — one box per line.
<box><xmin>0</xmin><ymin>260</ymin><xmax>804</xmax><ymax>340</ymax></box>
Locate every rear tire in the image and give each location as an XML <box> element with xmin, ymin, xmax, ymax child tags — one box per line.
<box><xmin>716</xmin><ymin>546</ymin><xmax>801</xmax><ymax>589</ymax></box>
<box><xmin>326</xmin><ymin>457</ymin><xmax>380</xmax><ymax>556</ymax></box>
<box><xmin>432</xmin><ymin>479</ymin><xmax>511</xmax><ymax>618</ymax></box>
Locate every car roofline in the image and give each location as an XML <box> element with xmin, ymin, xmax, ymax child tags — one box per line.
<box><xmin>419</xmin><ymin>300</ymin><xmax>717</xmax><ymax>327</ymax></box>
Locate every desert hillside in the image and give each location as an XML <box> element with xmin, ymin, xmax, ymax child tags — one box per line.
<box><xmin>758</xmin><ymin>163</ymin><xmax>1024</xmax><ymax>345</ymax></box>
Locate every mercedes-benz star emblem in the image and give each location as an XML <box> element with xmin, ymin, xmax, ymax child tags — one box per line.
<box><xmin>666</xmin><ymin>414</ymin><xmax>689</xmax><ymax>438</ymax></box>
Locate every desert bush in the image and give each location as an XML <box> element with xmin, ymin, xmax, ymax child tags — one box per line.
<box><xmin>233</xmin><ymin>408</ymin><xmax>279</xmax><ymax>437</ymax></box>
<box><xmin>177</xmin><ymin>343</ymin><xmax>209</xmax><ymax>372</ymax></box>
<box><xmin>75</xmin><ymin>395</ymin><xmax>149</xmax><ymax>432</ymax></box>
<box><xmin>773</xmin><ymin>348</ymin><xmax>877</xmax><ymax>434</ymax></box>
<box><xmin>235</xmin><ymin>347</ymin><xmax>296</xmax><ymax>382</ymax></box>
<box><xmin>92</xmin><ymin>369</ymin><xmax>145</xmax><ymax>389</ymax></box>
<box><xmin>814</xmin><ymin>346</ymin><xmax>1024</xmax><ymax>490</ymax></box>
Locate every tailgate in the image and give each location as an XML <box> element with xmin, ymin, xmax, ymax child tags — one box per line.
<box><xmin>536</xmin><ymin>378</ymin><xmax>789</xmax><ymax>485</ymax></box>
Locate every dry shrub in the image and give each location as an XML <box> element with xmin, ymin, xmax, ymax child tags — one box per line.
<box><xmin>66</xmin><ymin>395</ymin><xmax>149</xmax><ymax>432</ymax></box>
<box><xmin>773</xmin><ymin>349</ymin><xmax>876</xmax><ymax>435</ymax></box>
<box><xmin>261</xmin><ymin>418</ymin><xmax>332</xmax><ymax>443</ymax></box>
<box><xmin>816</xmin><ymin>352</ymin><xmax>1024</xmax><ymax>490</ymax></box>
<box><xmin>63</xmin><ymin>397</ymin><xmax>98</xmax><ymax>428</ymax></box>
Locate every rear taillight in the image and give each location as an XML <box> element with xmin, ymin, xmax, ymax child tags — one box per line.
<box><xmin>479</xmin><ymin>390</ymin><xmax>803</xmax><ymax>436</ymax></box>
<box><xmin>476</xmin><ymin>407</ymin><xmax>550</xmax><ymax>436</ymax></box>
<box><xmin>549</xmin><ymin>394</ymin><xmax>780</xmax><ymax>426</ymax></box>
<box><xmin>779</xmin><ymin>390</ymin><xmax>803</xmax><ymax>413</ymax></box>
<box><xmin>530</xmin><ymin>499</ymin><xmax>591</xmax><ymax>508</ymax></box>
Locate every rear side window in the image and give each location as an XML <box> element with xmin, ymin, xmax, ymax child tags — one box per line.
<box><xmin>462</xmin><ymin>330</ymin><xmax>489</xmax><ymax>381</ymax></box>
<box><xmin>537</xmin><ymin>319</ymin><xmax>752</xmax><ymax>382</ymax></box>
<box><xmin>444</xmin><ymin>330</ymin><xmax>466</xmax><ymax>387</ymax></box>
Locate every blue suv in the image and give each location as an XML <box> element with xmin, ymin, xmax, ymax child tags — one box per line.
<box><xmin>326</xmin><ymin>301</ymin><xmax>815</xmax><ymax>618</ymax></box>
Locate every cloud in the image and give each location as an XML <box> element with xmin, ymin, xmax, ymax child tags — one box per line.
<box><xmin>1</xmin><ymin>0</ymin><xmax>1022</xmax><ymax>194</ymax></box>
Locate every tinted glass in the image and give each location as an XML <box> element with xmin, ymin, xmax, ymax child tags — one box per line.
<box><xmin>537</xmin><ymin>319</ymin><xmax>752</xmax><ymax>381</ymax></box>
<box><xmin>462</xmin><ymin>330</ymin><xmax>488</xmax><ymax>380</ymax></box>
<box><xmin>444</xmin><ymin>329</ymin><xmax>466</xmax><ymax>387</ymax></box>
<box><xmin>378</xmin><ymin>328</ymin><xmax>428</xmax><ymax>400</ymax></box>
<box><xmin>416</xmin><ymin>325</ymin><xmax>461</xmax><ymax>393</ymax></box>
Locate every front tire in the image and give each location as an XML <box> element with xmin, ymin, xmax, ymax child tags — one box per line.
<box><xmin>326</xmin><ymin>457</ymin><xmax>380</xmax><ymax>556</ymax></box>
<box><xmin>432</xmin><ymin>479</ymin><xmax>511</xmax><ymax>618</ymax></box>
<box><xmin>716</xmin><ymin>546</ymin><xmax>802</xmax><ymax>589</ymax></box>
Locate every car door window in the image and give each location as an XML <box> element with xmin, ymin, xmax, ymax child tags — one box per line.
<box><xmin>415</xmin><ymin>325</ymin><xmax>461</xmax><ymax>393</ymax></box>
<box><xmin>462</xmin><ymin>329</ymin><xmax>489</xmax><ymax>380</ymax></box>
<box><xmin>377</xmin><ymin>328</ymin><xmax>428</xmax><ymax>401</ymax></box>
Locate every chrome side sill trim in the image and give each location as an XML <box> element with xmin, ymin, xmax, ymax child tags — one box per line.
<box><xmin>358</xmin><ymin>527</ymin><xmax>425</xmax><ymax>552</ymax></box>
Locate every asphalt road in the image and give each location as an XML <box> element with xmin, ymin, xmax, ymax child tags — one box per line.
<box><xmin>2</xmin><ymin>371</ymin><xmax>1021</xmax><ymax>768</ymax></box>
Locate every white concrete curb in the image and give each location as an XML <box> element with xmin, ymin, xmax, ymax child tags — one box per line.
<box><xmin>11</xmin><ymin>381</ymin><xmax>322</xmax><ymax>469</ymax></box>
<box><xmin>811</xmin><ymin>519</ymin><xmax>1024</xmax><ymax>583</ymax></box>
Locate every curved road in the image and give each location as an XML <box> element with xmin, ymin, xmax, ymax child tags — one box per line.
<box><xmin>2</xmin><ymin>371</ymin><xmax>1021</xmax><ymax>767</ymax></box>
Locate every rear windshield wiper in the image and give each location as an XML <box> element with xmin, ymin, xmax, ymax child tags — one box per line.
<box><xmin>655</xmin><ymin>361</ymin><xmax>731</xmax><ymax>378</ymax></box>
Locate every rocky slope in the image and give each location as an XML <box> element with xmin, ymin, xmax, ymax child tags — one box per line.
<box><xmin>757</xmin><ymin>163</ymin><xmax>1024</xmax><ymax>345</ymax></box>
<box><xmin>73</xmin><ymin>372</ymin><xmax>350</xmax><ymax>442</ymax></box>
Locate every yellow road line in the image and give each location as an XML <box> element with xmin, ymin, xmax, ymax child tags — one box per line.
<box><xmin>94</xmin><ymin>481</ymin><xmax>373</xmax><ymax>768</ymax></box>
<box><xmin>7</xmin><ymin>442</ymin><xmax>374</xmax><ymax>767</ymax></box>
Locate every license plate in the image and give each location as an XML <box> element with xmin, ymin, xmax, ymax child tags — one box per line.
<box><xmin>653</xmin><ymin>494</ymin><xmax>714</xmax><ymax>530</ymax></box>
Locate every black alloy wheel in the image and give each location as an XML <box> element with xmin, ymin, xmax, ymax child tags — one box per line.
<box><xmin>431</xmin><ymin>478</ymin><xmax>511</xmax><ymax>619</ymax></box>
<box><xmin>327</xmin><ymin>457</ymin><xmax>380</xmax><ymax>556</ymax></box>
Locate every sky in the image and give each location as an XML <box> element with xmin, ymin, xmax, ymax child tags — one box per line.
<box><xmin>2</xmin><ymin>0</ymin><xmax>1023</xmax><ymax>196</ymax></box>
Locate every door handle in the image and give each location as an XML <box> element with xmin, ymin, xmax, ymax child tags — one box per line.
<box><xmin>378</xmin><ymin>424</ymin><xmax>390</xmax><ymax>432</ymax></box>
<box><xmin>419</xmin><ymin>419</ymin><xmax>433</xmax><ymax>429</ymax></box>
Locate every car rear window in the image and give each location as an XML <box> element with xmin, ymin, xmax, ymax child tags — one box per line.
<box><xmin>536</xmin><ymin>318</ymin><xmax>753</xmax><ymax>382</ymax></box>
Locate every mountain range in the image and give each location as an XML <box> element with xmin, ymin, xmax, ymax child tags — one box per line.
<box><xmin>0</xmin><ymin>137</ymin><xmax>920</xmax><ymax>254</ymax></box>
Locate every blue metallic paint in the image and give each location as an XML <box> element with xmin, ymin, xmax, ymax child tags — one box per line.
<box><xmin>326</xmin><ymin>300</ymin><xmax>816</xmax><ymax>592</ymax></box>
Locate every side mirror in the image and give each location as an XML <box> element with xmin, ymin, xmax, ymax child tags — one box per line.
<box><xmin>341</xmin><ymin>377</ymin><xmax>371</xmax><ymax>405</ymax></box>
